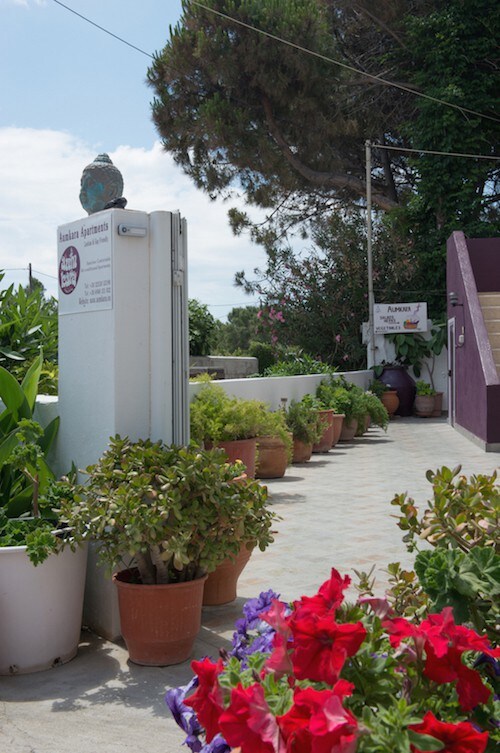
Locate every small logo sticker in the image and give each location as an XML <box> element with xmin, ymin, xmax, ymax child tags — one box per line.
<box><xmin>59</xmin><ymin>246</ymin><xmax>80</xmax><ymax>295</ymax></box>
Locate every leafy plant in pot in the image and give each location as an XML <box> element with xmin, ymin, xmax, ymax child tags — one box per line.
<box><xmin>66</xmin><ymin>437</ymin><xmax>277</xmax><ymax>665</ymax></box>
<box><xmin>190</xmin><ymin>383</ymin><xmax>265</xmax><ymax>477</ymax></box>
<box><xmin>414</xmin><ymin>380</ymin><xmax>436</xmax><ymax>418</ymax></box>
<box><xmin>254</xmin><ymin>406</ymin><xmax>293</xmax><ymax>479</ymax></box>
<box><xmin>285</xmin><ymin>399</ymin><xmax>323</xmax><ymax>463</ymax></box>
<box><xmin>369</xmin><ymin>378</ymin><xmax>399</xmax><ymax>417</ymax></box>
<box><xmin>0</xmin><ymin>357</ymin><xmax>87</xmax><ymax>675</ymax></box>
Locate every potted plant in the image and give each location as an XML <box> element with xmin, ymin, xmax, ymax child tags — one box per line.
<box><xmin>369</xmin><ymin>378</ymin><xmax>399</xmax><ymax>417</ymax></box>
<box><xmin>301</xmin><ymin>392</ymin><xmax>337</xmax><ymax>453</ymax></box>
<box><xmin>414</xmin><ymin>380</ymin><xmax>437</xmax><ymax>417</ymax></box>
<box><xmin>285</xmin><ymin>399</ymin><xmax>323</xmax><ymax>463</ymax></box>
<box><xmin>66</xmin><ymin>437</ymin><xmax>276</xmax><ymax>665</ymax></box>
<box><xmin>190</xmin><ymin>383</ymin><xmax>264</xmax><ymax>477</ymax></box>
<box><xmin>254</xmin><ymin>407</ymin><xmax>292</xmax><ymax>479</ymax></box>
<box><xmin>363</xmin><ymin>390</ymin><xmax>389</xmax><ymax>432</ymax></box>
<box><xmin>0</xmin><ymin>357</ymin><xmax>87</xmax><ymax>675</ymax></box>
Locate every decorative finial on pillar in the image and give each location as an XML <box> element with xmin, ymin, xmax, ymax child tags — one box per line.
<box><xmin>79</xmin><ymin>153</ymin><xmax>127</xmax><ymax>214</ymax></box>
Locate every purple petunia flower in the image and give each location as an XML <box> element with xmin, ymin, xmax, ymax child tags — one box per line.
<box><xmin>200</xmin><ymin>734</ymin><xmax>231</xmax><ymax>752</ymax></box>
<box><xmin>166</xmin><ymin>677</ymin><xmax>204</xmax><ymax>752</ymax></box>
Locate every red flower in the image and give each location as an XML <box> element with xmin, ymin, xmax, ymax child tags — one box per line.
<box><xmin>409</xmin><ymin>711</ymin><xmax>488</xmax><ymax>753</ymax></box>
<box><xmin>383</xmin><ymin>608</ymin><xmax>498</xmax><ymax>711</ymax></box>
<box><xmin>184</xmin><ymin>657</ymin><xmax>224</xmax><ymax>741</ymax></box>
<box><xmin>218</xmin><ymin>683</ymin><xmax>284</xmax><ymax>753</ymax></box>
<box><xmin>278</xmin><ymin>686</ymin><xmax>358</xmax><ymax>753</ymax></box>
<box><xmin>290</xmin><ymin>612</ymin><xmax>366</xmax><ymax>684</ymax></box>
<box><xmin>261</xmin><ymin>600</ymin><xmax>294</xmax><ymax>676</ymax></box>
<box><xmin>293</xmin><ymin>568</ymin><xmax>351</xmax><ymax>619</ymax></box>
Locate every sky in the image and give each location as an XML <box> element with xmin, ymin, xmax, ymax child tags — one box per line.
<box><xmin>0</xmin><ymin>0</ymin><xmax>267</xmax><ymax>319</ymax></box>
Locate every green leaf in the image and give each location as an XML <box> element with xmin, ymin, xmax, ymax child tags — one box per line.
<box><xmin>39</xmin><ymin>416</ymin><xmax>60</xmax><ymax>455</ymax></box>
<box><xmin>0</xmin><ymin>366</ymin><xmax>31</xmax><ymax>419</ymax></box>
<box><xmin>408</xmin><ymin>730</ymin><xmax>445</xmax><ymax>751</ymax></box>
<box><xmin>20</xmin><ymin>352</ymin><xmax>43</xmax><ymax>411</ymax></box>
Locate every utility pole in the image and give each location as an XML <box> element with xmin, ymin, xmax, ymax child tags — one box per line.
<box><xmin>28</xmin><ymin>263</ymin><xmax>33</xmax><ymax>294</ymax></box>
<box><xmin>365</xmin><ymin>140</ymin><xmax>376</xmax><ymax>368</ymax></box>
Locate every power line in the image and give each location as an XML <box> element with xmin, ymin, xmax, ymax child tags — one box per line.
<box><xmin>191</xmin><ymin>1</ymin><xmax>500</xmax><ymax>125</ymax></box>
<box><xmin>51</xmin><ymin>0</ymin><xmax>153</xmax><ymax>58</ymax></box>
<box><xmin>372</xmin><ymin>143</ymin><xmax>499</xmax><ymax>161</ymax></box>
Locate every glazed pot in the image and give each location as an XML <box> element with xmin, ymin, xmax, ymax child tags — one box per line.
<box><xmin>312</xmin><ymin>409</ymin><xmax>334</xmax><ymax>453</ymax></box>
<box><xmin>217</xmin><ymin>437</ymin><xmax>257</xmax><ymax>478</ymax></box>
<box><xmin>256</xmin><ymin>435</ymin><xmax>288</xmax><ymax>479</ymax></box>
<box><xmin>292</xmin><ymin>438</ymin><xmax>313</xmax><ymax>463</ymax></box>
<box><xmin>203</xmin><ymin>545</ymin><xmax>253</xmax><ymax>606</ymax></box>
<box><xmin>113</xmin><ymin>569</ymin><xmax>207</xmax><ymax>666</ymax></box>
<box><xmin>378</xmin><ymin>366</ymin><xmax>416</xmax><ymax>416</ymax></box>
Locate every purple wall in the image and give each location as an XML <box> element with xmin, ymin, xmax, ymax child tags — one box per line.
<box><xmin>447</xmin><ymin>232</ymin><xmax>500</xmax><ymax>445</ymax></box>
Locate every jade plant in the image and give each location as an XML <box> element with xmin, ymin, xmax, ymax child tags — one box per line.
<box><xmin>64</xmin><ymin>437</ymin><xmax>277</xmax><ymax>585</ymax></box>
<box><xmin>190</xmin><ymin>383</ymin><xmax>266</xmax><ymax>445</ymax></box>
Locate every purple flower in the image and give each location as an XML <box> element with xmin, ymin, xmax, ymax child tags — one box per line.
<box><xmin>166</xmin><ymin>678</ymin><xmax>204</xmax><ymax>752</ymax></box>
<box><xmin>200</xmin><ymin>735</ymin><xmax>231</xmax><ymax>752</ymax></box>
<box><xmin>242</xmin><ymin>589</ymin><xmax>280</xmax><ymax>627</ymax></box>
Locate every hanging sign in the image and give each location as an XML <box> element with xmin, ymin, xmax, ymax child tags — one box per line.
<box><xmin>57</xmin><ymin>213</ymin><xmax>113</xmax><ymax>315</ymax></box>
<box><xmin>374</xmin><ymin>302</ymin><xmax>428</xmax><ymax>334</ymax></box>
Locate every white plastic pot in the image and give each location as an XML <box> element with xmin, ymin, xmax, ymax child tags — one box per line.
<box><xmin>0</xmin><ymin>542</ymin><xmax>88</xmax><ymax>675</ymax></box>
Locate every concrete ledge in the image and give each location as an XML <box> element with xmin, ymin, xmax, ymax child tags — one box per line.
<box><xmin>453</xmin><ymin>421</ymin><xmax>500</xmax><ymax>453</ymax></box>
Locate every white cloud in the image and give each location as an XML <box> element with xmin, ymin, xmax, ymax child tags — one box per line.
<box><xmin>0</xmin><ymin>127</ymin><xmax>264</xmax><ymax>316</ymax></box>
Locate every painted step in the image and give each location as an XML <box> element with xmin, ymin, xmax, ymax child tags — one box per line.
<box><xmin>480</xmin><ymin>306</ymin><xmax>500</xmax><ymax>322</ymax></box>
<box><xmin>479</xmin><ymin>292</ymin><xmax>500</xmax><ymax>305</ymax></box>
<box><xmin>484</xmin><ymin>319</ymin><xmax>500</xmax><ymax>335</ymax></box>
<box><xmin>488</xmin><ymin>332</ymin><xmax>500</xmax><ymax>349</ymax></box>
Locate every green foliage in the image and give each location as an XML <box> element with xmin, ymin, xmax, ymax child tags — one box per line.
<box><xmin>264</xmin><ymin>351</ymin><xmax>336</xmax><ymax>377</ymax></box>
<box><xmin>188</xmin><ymin>298</ymin><xmax>217</xmax><ymax>356</ymax></box>
<box><xmin>364</xmin><ymin>391</ymin><xmax>389</xmax><ymax>430</ymax></box>
<box><xmin>248</xmin><ymin>341</ymin><xmax>275</xmax><ymax>373</ymax></box>
<box><xmin>215</xmin><ymin>306</ymin><xmax>260</xmax><ymax>354</ymax></box>
<box><xmin>415</xmin><ymin>380</ymin><xmax>436</xmax><ymax>396</ymax></box>
<box><xmin>65</xmin><ymin>437</ymin><xmax>276</xmax><ymax>584</ymax></box>
<box><xmin>0</xmin><ymin>273</ymin><xmax>58</xmax><ymax>391</ymax></box>
<box><xmin>392</xmin><ymin>465</ymin><xmax>500</xmax><ymax>638</ymax></box>
<box><xmin>190</xmin><ymin>383</ymin><xmax>267</xmax><ymax>443</ymax></box>
<box><xmin>369</xmin><ymin>379</ymin><xmax>390</xmax><ymax>398</ymax></box>
<box><xmin>284</xmin><ymin>399</ymin><xmax>322</xmax><ymax>445</ymax></box>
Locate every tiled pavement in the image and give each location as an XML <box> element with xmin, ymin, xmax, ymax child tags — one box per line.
<box><xmin>1</xmin><ymin>417</ymin><xmax>498</xmax><ymax>753</ymax></box>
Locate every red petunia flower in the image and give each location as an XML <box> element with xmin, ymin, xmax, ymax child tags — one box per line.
<box><xmin>290</xmin><ymin>612</ymin><xmax>367</xmax><ymax>684</ymax></box>
<box><xmin>383</xmin><ymin>608</ymin><xmax>498</xmax><ymax>711</ymax></box>
<box><xmin>293</xmin><ymin>568</ymin><xmax>351</xmax><ymax>620</ymax></box>
<box><xmin>184</xmin><ymin>657</ymin><xmax>225</xmax><ymax>742</ymax></box>
<box><xmin>278</xmin><ymin>686</ymin><xmax>358</xmax><ymax>753</ymax></box>
<box><xmin>218</xmin><ymin>683</ymin><xmax>284</xmax><ymax>753</ymax></box>
<box><xmin>409</xmin><ymin>711</ymin><xmax>488</xmax><ymax>753</ymax></box>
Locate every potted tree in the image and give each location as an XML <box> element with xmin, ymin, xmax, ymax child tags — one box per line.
<box><xmin>254</xmin><ymin>407</ymin><xmax>292</xmax><ymax>479</ymax></box>
<box><xmin>0</xmin><ymin>358</ymin><xmax>87</xmax><ymax>675</ymax></box>
<box><xmin>65</xmin><ymin>437</ymin><xmax>276</xmax><ymax>665</ymax></box>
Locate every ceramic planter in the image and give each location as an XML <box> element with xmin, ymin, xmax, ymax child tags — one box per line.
<box><xmin>414</xmin><ymin>394</ymin><xmax>435</xmax><ymax>417</ymax></box>
<box><xmin>292</xmin><ymin>438</ymin><xmax>313</xmax><ymax>463</ymax></box>
<box><xmin>381</xmin><ymin>390</ymin><xmax>399</xmax><ymax>417</ymax></box>
<box><xmin>217</xmin><ymin>438</ymin><xmax>257</xmax><ymax>478</ymax></box>
<box><xmin>331</xmin><ymin>413</ymin><xmax>345</xmax><ymax>447</ymax></box>
<box><xmin>378</xmin><ymin>366</ymin><xmax>415</xmax><ymax>416</ymax></box>
<box><xmin>203</xmin><ymin>545</ymin><xmax>253</xmax><ymax>606</ymax></box>
<box><xmin>339</xmin><ymin>418</ymin><xmax>358</xmax><ymax>442</ymax></box>
<box><xmin>256</xmin><ymin>436</ymin><xmax>288</xmax><ymax>479</ymax></box>
<box><xmin>113</xmin><ymin>569</ymin><xmax>207</xmax><ymax>666</ymax></box>
<box><xmin>0</xmin><ymin>542</ymin><xmax>88</xmax><ymax>675</ymax></box>
<box><xmin>312</xmin><ymin>409</ymin><xmax>334</xmax><ymax>453</ymax></box>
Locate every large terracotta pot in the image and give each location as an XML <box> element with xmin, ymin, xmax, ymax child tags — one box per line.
<box><xmin>0</xmin><ymin>542</ymin><xmax>88</xmax><ymax>675</ymax></box>
<box><xmin>217</xmin><ymin>438</ymin><xmax>257</xmax><ymax>478</ymax></box>
<box><xmin>203</xmin><ymin>545</ymin><xmax>253</xmax><ymax>606</ymax></box>
<box><xmin>331</xmin><ymin>413</ymin><xmax>345</xmax><ymax>447</ymax></box>
<box><xmin>292</xmin><ymin>438</ymin><xmax>313</xmax><ymax>463</ymax></box>
<box><xmin>256</xmin><ymin>436</ymin><xmax>288</xmax><ymax>479</ymax></box>
<box><xmin>339</xmin><ymin>418</ymin><xmax>358</xmax><ymax>442</ymax></box>
<box><xmin>381</xmin><ymin>390</ymin><xmax>399</xmax><ymax>417</ymax></box>
<box><xmin>312</xmin><ymin>409</ymin><xmax>334</xmax><ymax>453</ymax></box>
<box><xmin>378</xmin><ymin>366</ymin><xmax>416</xmax><ymax>416</ymax></box>
<box><xmin>113</xmin><ymin>569</ymin><xmax>207</xmax><ymax>666</ymax></box>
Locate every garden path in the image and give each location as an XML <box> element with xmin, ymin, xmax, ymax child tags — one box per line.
<box><xmin>1</xmin><ymin>417</ymin><xmax>498</xmax><ymax>753</ymax></box>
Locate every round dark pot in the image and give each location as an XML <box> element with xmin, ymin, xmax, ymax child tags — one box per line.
<box><xmin>378</xmin><ymin>366</ymin><xmax>416</xmax><ymax>417</ymax></box>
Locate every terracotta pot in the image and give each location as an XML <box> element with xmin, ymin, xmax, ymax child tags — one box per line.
<box><xmin>381</xmin><ymin>390</ymin><xmax>399</xmax><ymax>416</ymax></box>
<box><xmin>217</xmin><ymin>437</ymin><xmax>257</xmax><ymax>479</ymax></box>
<box><xmin>378</xmin><ymin>366</ymin><xmax>416</xmax><ymax>416</ymax></box>
<box><xmin>432</xmin><ymin>392</ymin><xmax>443</xmax><ymax>417</ymax></box>
<box><xmin>203</xmin><ymin>545</ymin><xmax>253</xmax><ymax>606</ymax></box>
<box><xmin>331</xmin><ymin>413</ymin><xmax>345</xmax><ymax>447</ymax></box>
<box><xmin>292</xmin><ymin>438</ymin><xmax>313</xmax><ymax>463</ymax></box>
<box><xmin>357</xmin><ymin>414</ymin><xmax>371</xmax><ymax>436</ymax></box>
<box><xmin>339</xmin><ymin>418</ymin><xmax>358</xmax><ymax>441</ymax></box>
<box><xmin>312</xmin><ymin>409</ymin><xmax>334</xmax><ymax>453</ymax></box>
<box><xmin>113</xmin><ymin>569</ymin><xmax>207</xmax><ymax>666</ymax></box>
<box><xmin>414</xmin><ymin>394</ymin><xmax>435</xmax><ymax>417</ymax></box>
<box><xmin>256</xmin><ymin>436</ymin><xmax>288</xmax><ymax>479</ymax></box>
